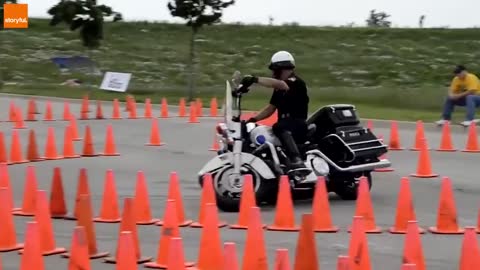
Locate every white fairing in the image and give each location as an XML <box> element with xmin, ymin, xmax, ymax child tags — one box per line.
<box><xmin>224</xmin><ymin>80</ymin><xmax>233</xmax><ymax>129</ymax></box>
<box><xmin>249</xmin><ymin>125</ymin><xmax>282</xmax><ymax>146</ymax></box>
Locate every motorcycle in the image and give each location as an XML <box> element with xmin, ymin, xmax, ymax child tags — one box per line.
<box><xmin>197</xmin><ymin>72</ymin><xmax>392</xmax><ymax>212</ymax></box>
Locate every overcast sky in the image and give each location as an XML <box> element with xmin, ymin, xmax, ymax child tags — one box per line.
<box><xmin>23</xmin><ymin>0</ymin><xmax>480</xmax><ymax>28</ymax></box>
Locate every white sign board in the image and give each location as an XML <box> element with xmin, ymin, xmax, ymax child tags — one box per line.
<box><xmin>99</xmin><ymin>72</ymin><xmax>132</xmax><ymax>92</ymax></box>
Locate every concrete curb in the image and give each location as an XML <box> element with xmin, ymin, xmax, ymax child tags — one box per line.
<box><xmin>0</xmin><ymin>92</ymin><xmax>427</xmax><ymax>128</ymax></box>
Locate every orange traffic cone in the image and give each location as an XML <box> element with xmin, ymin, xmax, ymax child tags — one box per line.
<box><xmin>81</xmin><ymin>125</ymin><xmax>99</xmax><ymax>157</ymax></box>
<box><xmin>462</xmin><ymin>122</ymin><xmax>480</xmax><ymax>152</ymax></box>
<box><xmin>128</xmin><ymin>100</ymin><xmax>138</xmax><ymax>119</ymax></box>
<box><xmin>19</xmin><ymin>190</ymin><xmax>67</xmax><ymax>255</ymax></box>
<box><xmin>50</xmin><ymin>167</ymin><xmax>67</xmax><ymax>219</ymax></box>
<box><xmin>61</xmin><ymin>194</ymin><xmax>110</xmax><ymax>259</ymax></box>
<box><xmin>188</xmin><ymin>101</ymin><xmax>200</xmax><ymax>123</ymax></box>
<box><xmin>93</xmin><ymin>169</ymin><xmax>121</xmax><ymax>223</ymax></box>
<box><xmin>63</xmin><ymin>125</ymin><xmax>80</xmax><ymax>159</ymax></box>
<box><xmin>26</xmin><ymin>99</ymin><xmax>37</xmax><ymax>121</ymax></box>
<box><xmin>80</xmin><ymin>96</ymin><xmax>89</xmax><ymax>120</ymax></box>
<box><xmin>69</xmin><ymin>117</ymin><xmax>82</xmax><ymax>141</ymax></box>
<box><xmin>428</xmin><ymin>176</ymin><xmax>464</xmax><ymax>234</ymax></box>
<box><xmin>436</xmin><ymin>122</ymin><xmax>456</xmax><ymax>151</ymax></box>
<box><xmin>389</xmin><ymin>120</ymin><xmax>404</xmax><ymax>150</ymax></box>
<box><xmin>223</xmin><ymin>242</ymin><xmax>239</xmax><ymax>270</ymax></box>
<box><xmin>242</xmin><ymin>207</ymin><xmax>269</xmax><ymax>270</ymax></box>
<box><xmin>336</xmin><ymin>255</ymin><xmax>350</xmax><ymax>270</ymax></box>
<box><xmin>348</xmin><ymin>216</ymin><xmax>372</xmax><ymax>270</ymax></box>
<box><xmin>10</xmin><ymin>130</ymin><xmax>28</xmax><ymax>164</ymax></box>
<box><xmin>230</xmin><ymin>174</ymin><xmax>264</xmax><ymax>229</ymax></box>
<box><xmin>178</xmin><ymin>98</ymin><xmax>186</xmax><ymax>117</ymax></box>
<box><xmin>267</xmin><ymin>175</ymin><xmax>299</xmax><ymax>231</ymax></box>
<box><xmin>14</xmin><ymin>107</ymin><xmax>27</xmax><ymax>129</ymax></box>
<box><xmin>348</xmin><ymin>176</ymin><xmax>382</xmax><ymax>233</ymax></box>
<box><xmin>43</xmin><ymin>101</ymin><xmax>55</xmax><ymax>121</ymax></box>
<box><xmin>156</xmin><ymin>171</ymin><xmax>192</xmax><ymax>227</ymax></box>
<box><xmin>0</xmin><ymin>132</ymin><xmax>8</xmax><ymax>164</ymax></box>
<box><xmin>209</xmin><ymin>127</ymin><xmax>220</xmax><ymax>151</ymax></box>
<box><xmin>112</xmin><ymin>99</ymin><xmax>122</xmax><ymax>120</ymax></box>
<box><xmin>401</xmin><ymin>264</ymin><xmax>417</xmax><ymax>270</ymax></box>
<box><xmin>43</xmin><ymin>127</ymin><xmax>63</xmax><ymax>160</ymax></box>
<box><xmin>26</xmin><ymin>130</ymin><xmax>45</xmax><ymax>162</ymax></box>
<box><xmin>160</xmin><ymin>98</ymin><xmax>169</xmax><ymax>118</ymax></box>
<box><xmin>210</xmin><ymin>97</ymin><xmax>218</xmax><ymax>117</ymax></box>
<box><xmin>134</xmin><ymin>171</ymin><xmax>159</xmax><ymax>225</ymax></box>
<box><xmin>196</xmin><ymin>203</ymin><xmax>224</xmax><ymax>270</ymax></box>
<box><xmin>402</xmin><ymin>221</ymin><xmax>426</xmax><ymax>270</ymax></box>
<box><xmin>0</xmin><ymin>187</ymin><xmax>24</xmax><ymax>251</ymax></box>
<box><xmin>19</xmin><ymin>222</ymin><xmax>44</xmax><ymax>270</ymax></box>
<box><xmin>145</xmin><ymin>119</ymin><xmax>166</xmax><ymax>146</ymax></box>
<box><xmin>8</xmin><ymin>101</ymin><xmax>16</xmax><ymax>122</ymax></box>
<box><xmin>95</xmin><ymin>100</ymin><xmax>104</xmax><ymax>119</ymax></box>
<box><xmin>104</xmin><ymin>197</ymin><xmax>152</xmax><ymax>263</ymax></box>
<box><xmin>410</xmin><ymin>138</ymin><xmax>439</xmax><ymax>178</ymax></box>
<box><xmin>274</xmin><ymin>249</ymin><xmax>291</xmax><ymax>270</ymax></box>
<box><xmin>67</xmin><ymin>226</ymin><xmax>91</xmax><ymax>270</ymax></box>
<box><xmin>292</xmin><ymin>214</ymin><xmax>319</xmax><ymax>270</ymax></box>
<box><xmin>0</xmin><ymin>164</ymin><xmax>20</xmax><ymax>211</ymax></box>
<box><xmin>389</xmin><ymin>177</ymin><xmax>424</xmax><ymax>234</ymax></box>
<box><xmin>366</xmin><ymin>119</ymin><xmax>374</xmax><ymax>131</ymax></box>
<box><xmin>144</xmin><ymin>98</ymin><xmax>153</xmax><ymax>118</ymax></box>
<box><xmin>14</xmin><ymin>166</ymin><xmax>39</xmax><ymax>216</ymax></box>
<box><xmin>375</xmin><ymin>134</ymin><xmax>394</xmax><ymax>172</ymax></box>
<box><xmin>62</xmin><ymin>102</ymin><xmax>71</xmax><ymax>121</ymax></box>
<box><xmin>312</xmin><ymin>176</ymin><xmax>339</xmax><ymax>232</ymax></box>
<box><xmin>110</xmin><ymin>231</ymin><xmax>137</xmax><ymax>268</ymax></box>
<box><xmin>411</xmin><ymin>120</ymin><xmax>428</xmax><ymax>151</ymax></box>
<box><xmin>196</xmin><ymin>98</ymin><xmax>203</xmax><ymax>117</ymax></box>
<box><xmin>458</xmin><ymin>227</ymin><xmax>480</xmax><ymax>270</ymax></box>
<box><xmin>166</xmin><ymin>238</ymin><xmax>195</xmax><ymax>270</ymax></box>
<box><xmin>101</xmin><ymin>124</ymin><xmax>120</xmax><ymax>156</ymax></box>
<box><xmin>64</xmin><ymin>168</ymin><xmax>91</xmax><ymax>221</ymax></box>
<box><xmin>190</xmin><ymin>173</ymin><xmax>227</xmax><ymax>228</ymax></box>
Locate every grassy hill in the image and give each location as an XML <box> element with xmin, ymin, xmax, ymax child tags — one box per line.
<box><xmin>2</xmin><ymin>19</ymin><xmax>480</xmax><ymax>121</ymax></box>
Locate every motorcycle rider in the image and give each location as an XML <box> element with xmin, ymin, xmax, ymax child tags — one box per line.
<box><xmin>238</xmin><ymin>51</ymin><xmax>311</xmax><ymax>177</ymax></box>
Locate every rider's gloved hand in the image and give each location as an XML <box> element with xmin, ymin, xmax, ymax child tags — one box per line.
<box><xmin>240</xmin><ymin>75</ymin><xmax>258</xmax><ymax>89</ymax></box>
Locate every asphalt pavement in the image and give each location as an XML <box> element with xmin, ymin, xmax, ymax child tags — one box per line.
<box><xmin>0</xmin><ymin>95</ymin><xmax>478</xmax><ymax>270</ymax></box>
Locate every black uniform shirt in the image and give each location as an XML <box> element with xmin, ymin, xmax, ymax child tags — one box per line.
<box><xmin>269</xmin><ymin>75</ymin><xmax>309</xmax><ymax>120</ymax></box>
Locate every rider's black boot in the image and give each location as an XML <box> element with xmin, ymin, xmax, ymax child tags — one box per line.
<box><xmin>278</xmin><ymin>131</ymin><xmax>311</xmax><ymax>177</ymax></box>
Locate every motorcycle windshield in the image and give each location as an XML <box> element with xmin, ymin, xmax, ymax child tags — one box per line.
<box><xmin>224</xmin><ymin>80</ymin><xmax>240</xmax><ymax>129</ymax></box>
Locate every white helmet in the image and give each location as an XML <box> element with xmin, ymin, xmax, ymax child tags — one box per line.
<box><xmin>269</xmin><ymin>51</ymin><xmax>295</xmax><ymax>70</ymax></box>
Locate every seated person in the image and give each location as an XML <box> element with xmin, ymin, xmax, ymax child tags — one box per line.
<box><xmin>435</xmin><ymin>65</ymin><xmax>480</xmax><ymax>127</ymax></box>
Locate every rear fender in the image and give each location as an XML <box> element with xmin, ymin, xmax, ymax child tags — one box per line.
<box><xmin>198</xmin><ymin>152</ymin><xmax>276</xmax><ymax>180</ymax></box>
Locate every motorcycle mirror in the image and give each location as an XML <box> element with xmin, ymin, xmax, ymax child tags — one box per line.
<box><xmin>232</xmin><ymin>70</ymin><xmax>241</xmax><ymax>88</ymax></box>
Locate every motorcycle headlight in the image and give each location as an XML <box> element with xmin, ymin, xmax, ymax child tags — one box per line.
<box><xmin>311</xmin><ymin>157</ymin><xmax>329</xmax><ymax>176</ymax></box>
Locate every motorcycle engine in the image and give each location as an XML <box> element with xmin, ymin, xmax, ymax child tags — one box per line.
<box><xmin>306</xmin><ymin>154</ymin><xmax>330</xmax><ymax>176</ymax></box>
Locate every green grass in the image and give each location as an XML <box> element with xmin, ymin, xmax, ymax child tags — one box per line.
<box><xmin>2</xmin><ymin>19</ymin><xmax>480</xmax><ymax>121</ymax></box>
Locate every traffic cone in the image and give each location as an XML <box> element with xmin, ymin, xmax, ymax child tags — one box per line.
<box><xmin>190</xmin><ymin>173</ymin><xmax>227</xmax><ymax>228</ymax></box>
<box><xmin>389</xmin><ymin>177</ymin><xmax>424</xmax><ymax>234</ymax></box>
<box><xmin>312</xmin><ymin>176</ymin><xmax>339</xmax><ymax>232</ymax></box>
<box><xmin>188</xmin><ymin>101</ymin><xmax>200</xmax><ymax>123</ymax></box>
<box><xmin>402</xmin><ymin>221</ymin><xmax>426</xmax><ymax>270</ymax></box>
<box><xmin>366</xmin><ymin>119</ymin><xmax>374</xmax><ymax>131</ymax></box>
<box><xmin>223</xmin><ymin>242</ymin><xmax>239</xmax><ymax>270</ymax></box>
<box><xmin>93</xmin><ymin>170</ymin><xmax>121</xmax><ymax>223</ymax></box>
<box><xmin>428</xmin><ymin>176</ymin><xmax>464</xmax><ymax>234</ymax></box>
<box><xmin>0</xmin><ymin>132</ymin><xmax>8</xmax><ymax>164</ymax></box>
<box><xmin>210</xmin><ymin>97</ymin><xmax>218</xmax><ymax>117</ymax></box>
<box><xmin>348</xmin><ymin>176</ymin><xmax>382</xmax><ymax>233</ymax></box>
<box><xmin>160</xmin><ymin>98</ymin><xmax>169</xmax><ymax>118</ymax></box>
<box><xmin>0</xmin><ymin>164</ymin><xmax>19</xmax><ymax>211</ymax></box>
<box><xmin>81</xmin><ymin>125</ymin><xmax>99</xmax><ymax>157</ymax></box>
<box><xmin>144</xmin><ymin>200</ymin><xmax>195</xmax><ymax>268</ymax></box>
<box><xmin>336</xmin><ymin>255</ymin><xmax>350</xmax><ymax>270</ymax></box>
<box><xmin>389</xmin><ymin>120</ymin><xmax>404</xmax><ymax>150</ymax></box>
<box><xmin>145</xmin><ymin>119</ymin><xmax>166</xmax><ymax>146</ymax></box>
<box><xmin>62</xmin><ymin>102</ymin><xmax>71</xmax><ymax>121</ymax></box>
<box><xmin>292</xmin><ymin>214</ymin><xmax>319</xmax><ymax>270</ymax></box>
<box><xmin>43</xmin><ymin>127</ymin><xmax>63</xmax><ymax>160</ymax></box>
<box><xmin>267</xmin><ymin>175</ymin><xmax>300</xmax><ymax>231</ymax></box>
<box><xmin>125</xmin><ymin>95</ymin><xmax>133</xmax><ymax>112</ymax></box>
<box><xmin>348</xmin><ymin>216</ymin><xmax>372</xmax><ymax>270</ymax></box>
<box><xmin>458</xmin><ymin>227</ymin><xmax>480</xmax><ymax>270</ymax></box>
<box><xmin>67</xmin><ymin>226</ymin><xmax>91</xmax><ymax>270</ymax></box>
<box><xmin>401</xmin><ymin>264</ymin><xmax>417</xmax><ymax>270</ymax></box>
<box><xmin>61</xmin><ymin>194</ymin><xmax>110</xmax><ymax>259</ymax></box>
<box><xmin>95</xmin><ymin>100</ymin><xmax>104</xmax><ymax>119</ymax></box>
<box><xmin>110</xmin><ymin>232</ymin><xmax>137</xmax><ymax>268</ymax></box>
<box><xmin>410</xmin><ymin>138</ymin><xmax>439</xmax><ymax>178</ymax></box>
<box><xmin>63</xmin><ymin>125</ymin><xmax>80</xmax><ymax>158</ymax></box>
<box><xmin>196</xmin><ymin>98</ymin><xmax>203</xmax><ymax>117</ymax></box>
<box><xmin>157</xmin><ymin>171</ymin><xmax>192</xmax><ymax>227</ymax></box>
<box><xmin>196</xmin><ymin>203</ymin><xmax>224</xmax><ymax>270</ymax></box>
<box><xmin>209</xmin><ymin>128</ymin><xmax>220</xmax><ymax>151</ymax></box>
<box><xmin>410</xmin><ymin>120</ymin><xmax>427</xmax><ymax>151</ymax></box>
<box><xmin>178</xmin><ymin>98</ymin><xmax>186</xmax><ymax>117</ymax></box>
<box><xmin>134</xmin><ymin>171</ymin><xmax>159</xmax><ymax>225</ymax></box>
<box><xmin>19</xmin><ymin>222</ymin><xmax>44</xmax><ymax>270</ymax></box>
<box><xmin>50</xmin><ymin>167</ymin><xmax>67</xmax><ymax>219</ymax></box>
<box><xmin>80</xmin><ymin>96</ymin><xmax>89</xmax><ymax>120</ymax></box>
<box><xmin>230</xmin><ymin>174</ymin><xmax>264</xmax><ymax>229</ymax></box>
<box><xmin>8</xmin><ymin>101</ymin><xmax>16</xmax><ymax>122</ymax></box>
<box><xmin>14</xmin><ymin>107</ymin><xmax>27</xmax><ymax>129</ymax></box>
<box><xmin>26</xmin><ymin>99</ymin><xmax>37</xmax><ymax>121</ymax></box>
<box><xmin>375</xmin><ymin>134</ymin><xmax>394</xmax><ymax>172</ymax></box>
<box><xmin>69</xmin><ymin>117</ymin><xmax>82</xmax><ymax>141</ymax></box>
<box><xmin>0</xmin><ymin>187</ymin><xmax>24</xmax><ymax>252</ymax></box>
<box><xmin>166</xmin><ymin>238</ymin><xmax>195</xmax><ymax>270</ymax></box>
<box><xmin>144</xmin><ymin>98</ymin><xmax>153</xmax><ymax>118</ymax></box>
<box><xmin>43</xmin><ymin>101</ymin><xmax>55</xmax><ymax>121</ymax></box>
<box><xmin>10</xmin><ymin>130</ymin><xmax>28</xmax><ymax>164</ymax></box>
<box><xmin>112</xmin><ymin>99</ymin><xmax>122</xmax><ymax>119</ymax></box>
<box><xmin>128</xmin><ymin>100</ymin><xmax>138</xmax><ymax>119</ymax></box>
<box><xmin>274</xmin><ymin>249</ymin><xmax>291</xmax><ymax>270</ymax></box>
<box><xmin>100</xmin><ymin>124</ymin><xmax>120</xmax><ymax>156</ymax></box>
<box><xmin>104</xmin><ymin>197</ymin><xmax>152</xmax><ymax>263</ymax></box>
<box><xmin>26</xmin><ymin>130</ymin><xmax>45</xmax><ymax>162</ymax></box>
<box><xmin>19</xmin><ymin>190</ymin><xmax>66</xmax><ymax>255</ymax></box>
<box><xmin>242</xmin><ymin>207</ymin><xmax>269</xmax><ymax>270</ymax></box>
<box><xmin>14</xmin><ymin>166</ymin><xmax>39</xmax><ymax>216</ymax></box>
<box><xmin>462</xmin><ymin>122</ymin><xmax>480</xmax><ymax>152</ymax></box>
<box><xmin>64</xmin><ymin>168</ymin><xmax>91</xmax><ymax>221</ymax></box>
<box><xmin>436</xmin><ymin>122</ymin><xmax>456</xmax><ymax>151</ymax></box>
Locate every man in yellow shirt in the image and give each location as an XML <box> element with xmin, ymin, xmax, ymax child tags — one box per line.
<box><xmin>436</xmin><ymin>65</ymin><xmax>480</xmax><ymax>127</ymax></box>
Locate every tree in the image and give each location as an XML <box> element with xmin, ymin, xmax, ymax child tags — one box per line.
<box><xmin>167</xmin><ymin>0</ymin><xmax>235</xmax><ymax>101</ymax></box>
<box><xmin>366</xmin><ymin>9</ymin><xmax>391</xmax><ymax>28</ymax></box>
<box><xmin>48</xmin><ymin>0</ymin><xmax>122</xmax><ymax>49</ymax></box>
